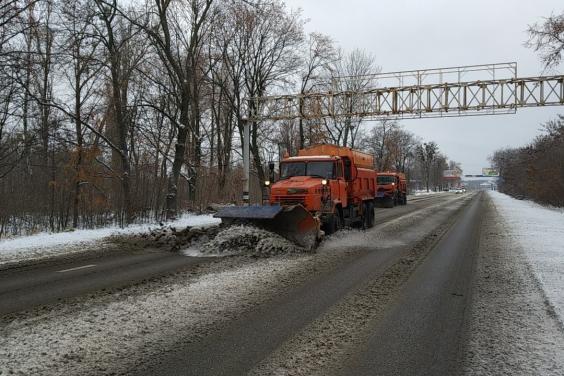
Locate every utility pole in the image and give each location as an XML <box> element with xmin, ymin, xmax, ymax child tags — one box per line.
<box><xmin>242</xmin><ymin>118</ymin><xmax>250</xmax><ymax>205</ymax></box>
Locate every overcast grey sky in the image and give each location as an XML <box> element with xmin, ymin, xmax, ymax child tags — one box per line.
<box><xmin>284</xmin><ymin>0</ymin><xmax>563</xmax><ymax>174</ymax></box>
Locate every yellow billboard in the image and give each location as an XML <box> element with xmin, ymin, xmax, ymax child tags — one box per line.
<box><xmin>482</xmin><ymin>168</ymin><xmax>499</xmax><ymax>177</ymax></box>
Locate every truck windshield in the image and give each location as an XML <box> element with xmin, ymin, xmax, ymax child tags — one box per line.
<box><xmin>281</xmin><ymin>161</ymin><xmax>335</xmax><ymax>179</ymax></box>
<box><xmin>377</xmin><ymin>176</ymin><xmax>396</xmax><ymax>185</ymax></box>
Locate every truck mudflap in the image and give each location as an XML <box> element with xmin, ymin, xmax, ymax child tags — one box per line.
<box><xmin>214</xmin><ymin>204</ymin><xmax>321</xmax><ymax>250</ymax></box>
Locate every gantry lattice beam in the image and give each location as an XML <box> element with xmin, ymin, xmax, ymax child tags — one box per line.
<box><xmin>249</xmin><ymin>62</ymin><xmax>564</xmax><ymax>121</ymax></box>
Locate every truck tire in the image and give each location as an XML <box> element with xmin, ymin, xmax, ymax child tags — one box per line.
<box><xmin>362</xmin><ymin>202</ymin><xmax>369</xmax><ymax>229</ymax></box>
<box><xmin>403</xmin><ymin>194</ymin><xmax>408</xmax><ymax>205</ymax></box>
<box><xmin>323</xmin><ymin>212</ymin><xmax>342</xmax><ymax>235</ymax></box>
<box><xmin>365</xmin><ymin>201</ymin><xmax>375</xmax><ymax>228</ymax></box>
<box><xmin>334</xmin><ymin>210</ymin><xmax>343</xmax><ymax>231</ymax></box>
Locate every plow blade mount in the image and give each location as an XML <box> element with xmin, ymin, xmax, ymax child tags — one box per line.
<box><xmin>214</xmin><ymin>205</ymin><xmax>320</xmax><ymax>250</ymax></box>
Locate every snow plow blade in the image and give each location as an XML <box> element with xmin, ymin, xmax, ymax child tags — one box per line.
<box><xmin>214</xmin><ymin>205</ymin><xmax>320</xmax><ymax>250</ymax></box>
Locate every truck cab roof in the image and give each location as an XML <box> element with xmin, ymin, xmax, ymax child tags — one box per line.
<box><xmin>283</xmin><ymin>156</ymin><xmax>339</xmax><ymax>162</ymax></box>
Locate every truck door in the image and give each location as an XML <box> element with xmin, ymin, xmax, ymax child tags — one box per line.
<box><xmin>342</xmin><ymin>157</ymin><xmax>354</xmax><ymax>206</ymax></box>
<box><xmin>333</xmin><ymin>160</ymin><xmax>347</xmax><ymax>208</ymax></box>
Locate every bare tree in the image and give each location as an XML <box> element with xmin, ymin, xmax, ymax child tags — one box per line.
<box><xmin>130</xmin><ymin>0</ymin><xmax>215</xmax><ymax>219</ymax></box>
<box><xmin>491</xmin><ymin>115</ymin><xmax>564</xmax><ymax>206</ymax></box>
<box><xmin>390</xmin><ymin>129</ymin><xmax>419</xmax><ymax>174</ymax></box>
<box><xmin>416</xmin><ymin>141</ymin><xmax>438</xmax><ymax>192</ymax></box>
<box><xmin>360</xmin><ymin>119</ymin><xmax>400</xmax><ymax>171</ymax></box>
<box><xmin>93</xmin><ymin>0</ymin><xmax>144</xmax><ymax>224</ymax></box>
<box><xmin>298</xmin><ymin>32</ymin><xmax>337</xmax><ymax>149</ymax></box>
<box><xmin>56</xmin><ymin>0</ymin><xmax>103</xmax><ymax>227</ymax></box>
<box><xmin>0</xmin><ymin>0</ymin><xmax>350</xmax><ymax>235</ymax></box>
<box><xmin>324</xmin><ymin>48</ymin><xmax>379</xmax><ymax>147</ymax></box>
<box><xmin>231</xmin><ymin>0</ymin><xmax>304</xmax><ymax>187</ymax></box>
<box><xmin>526</xmin><ymin>11</ymin><xmax>564</xmax><ymax>69</ymax></box>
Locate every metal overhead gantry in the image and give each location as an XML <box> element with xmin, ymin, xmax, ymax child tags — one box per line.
<box><xmin>241</xmin><ymin>62</ymin><xmax>564</xmax><ymax>203</ymax></box>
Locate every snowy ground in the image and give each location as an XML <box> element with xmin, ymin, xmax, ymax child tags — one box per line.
<box><xmin>463</xmin><ymin>192</ymin><xmax>564</xmax><ymax>375</ymax></box>
<box><xmin>413</xmin><ymin>190</ymin><xmax>448</xmax><ymax>196</ymax></box>
<box><xmin>0</xmin><ymin>213</ymin><xmax>220</xmax><ymax>266</ymax></box>
<box><xmin>488</xmin><ymin>191</ymin><xmax>564</xmax><ymax>326</ymax></box>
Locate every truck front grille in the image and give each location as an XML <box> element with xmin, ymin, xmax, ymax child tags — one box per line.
<box><xmin>273</xmin><ymin>195</ymin><xmax>306</xmax><ymax>206</ymax></box>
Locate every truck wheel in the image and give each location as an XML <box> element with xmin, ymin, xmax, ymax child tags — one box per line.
<box><xmin>366</xmin><ymin>202</ymin><xmax>375</xmax><ymax>228</ymax></box>
<box><xmin>323</xmin><ymin>212</ymin><xmax>342</xmax><ymax>235</ymax></box>
<box><xmin>403</xmin><ymin>194</ymin><xmax>408</xmax><ymax>205</ymax></box>
<box><xmin>362</xmin><ymin>202</ymin><xmax>370</xmax><ymax>229</ymax></box>
<box><xmin>335</xmin><ymin>212</ymin><xmax>343</xmax><ymax>231</ymax></box>
<box><xmin>322</xmin><ymin>215</ymin><xmax>335</xmax><ymax>235</ymax></box>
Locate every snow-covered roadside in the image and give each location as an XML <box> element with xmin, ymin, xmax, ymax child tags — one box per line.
<box><xmin>488</xmin><ymin>191</ymin><xmax>564</xmax><ymax>325</ymax></box>
<box><xmin>463</xmin><ymin>192</ymin><xmax>564</xmax><ymax>375</ymax></box>
<box><xmin>0</xmin><ymin>213</ymin><xmax>220</xmax><ymax>265</ymax></box>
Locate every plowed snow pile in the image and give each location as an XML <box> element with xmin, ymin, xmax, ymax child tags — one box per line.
<box><xmin>199</xmin><ymin>225</ymin><xmax>302</xmax><ymax>257</ymax></box>
<box><xmin>0</xmin><ymin>213</ymin><xmax>219</xmax><ymax>265</ymax></box>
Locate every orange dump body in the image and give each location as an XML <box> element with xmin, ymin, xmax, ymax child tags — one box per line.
<box><xmin>297</xmin><ymin>144</ymin><xmax>374</xmax><ymax>169</ymax></box>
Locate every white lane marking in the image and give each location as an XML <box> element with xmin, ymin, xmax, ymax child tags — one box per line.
<box><xmin>56</xmin><ymin>264</ymin><xmax>96</xmax><ymax>273</ymax></box>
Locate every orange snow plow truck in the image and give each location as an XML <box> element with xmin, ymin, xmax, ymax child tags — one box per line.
<box><xmin>215</xmin><ymin>144</ymin><xmax>377</xmax><ymax>249</ymax></box>
<box><xmin>376</xmin><ymin>172</ymin><xmax>407</xmax><ymax>208</ymax></box>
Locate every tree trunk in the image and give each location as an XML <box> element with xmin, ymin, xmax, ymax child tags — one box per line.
<box><xmin>166</xmin><ymin>124</ymin><xmax>188</xmax><ymax>220</ymax></box>
<box><xmin>251</xmin><ymin>120</ymin><xmax>266</xmax><ymax>198</ymax></box>
<box><xmin>189</xmin><ymin>93</ymin><xmax>201</xmax><ymax>204</ymax></box>
<box><xmin>72</xmin><ymin>64</ymin><xmax>83</xmax><ymax>228</ymax></box>
<box><xmin>298</xmin><ymin>98</ymin><xmax>305</xmax><ymax>149</ymax></box>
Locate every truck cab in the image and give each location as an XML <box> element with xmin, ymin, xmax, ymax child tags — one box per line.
<box><xmin>376</xmin><ymin>172</ymin><xmax>407</xmax><ymax>207</ymax></box>
<box><xmin>270</xmin><ymin>155</ymin><xmax>346</xmax><ymax>210</ymax></box>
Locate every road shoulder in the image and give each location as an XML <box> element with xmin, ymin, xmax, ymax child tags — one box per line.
<box><xmin>462</xmin><ymin>194</ymin><xmax>564</xmax><ymax>375</ymax></box>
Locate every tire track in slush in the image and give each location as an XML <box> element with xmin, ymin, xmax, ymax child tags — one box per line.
<box><xmin>250</xmin><ymin>193</ymin><xmax>478</xmax><ymax>376</ymax></box>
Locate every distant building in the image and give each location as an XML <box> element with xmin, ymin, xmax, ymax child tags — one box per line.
<box><xmin>443</xmin><ymin>167</ymin><xmax>463</xmax><ymax>189</ymax></box>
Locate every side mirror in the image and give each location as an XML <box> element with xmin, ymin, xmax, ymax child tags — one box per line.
<box><xmin>268</xmin><ymin>161</ymin><xmax>275</xmax><ymax>183</ymax></box>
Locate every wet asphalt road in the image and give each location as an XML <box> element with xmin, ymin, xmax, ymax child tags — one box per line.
<box><xmin>0</xmin><ymin>251</ymin><xmax>209</xmax><ymax>315</ymax></box>
<box><xmin>136</xmin><ymin>192</ymin><xmax>482</xmax><ymax>375</ymax></box>
<box><xmin>1</xmin><ymin>192</ymin><xmax>480</xmax><ymax>376</ymax></box>
<box><xmin>340</xmin><ymin>192</ymin><xmax>483</xmax><ymax>375</ymax></box>
<box><xmin>0</xmin><ymin>193</ymin><xmax>448</xmax><ymax>316</ymax></box>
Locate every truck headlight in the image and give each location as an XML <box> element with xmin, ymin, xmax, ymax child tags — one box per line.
<box><xmin>264</xmin><ymin>180</ymin><xmax>270</xmax><ymax>186</ymax></box>
<box><xmin>321</xmin><ymin>179</ymin><xmax>328</xmax><ymax>186</ymax></box>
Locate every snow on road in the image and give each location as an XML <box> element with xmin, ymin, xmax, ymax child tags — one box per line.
<box><xmin>0</xmin><ymin>190</ymin><xmax>469</xmax><ymax>375</ymax></box>
<box><xmin>413</xmin><ymin>190</ymin><xmax>447</xmax><ymax>196</ymax></box>
<box><xmin>0</xmin><ymin>253</ymin><xmax>336</xmax><ymax>375</ymax></box>
<box><xmin>488</xmin><ymin>191</ymin><xmax>564</xmax><ymax>326</ymax></box>
<box><xmin>0</xmin><ymin>213</ymin><xmax>220</xmax><ymax>265</ymax></box>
